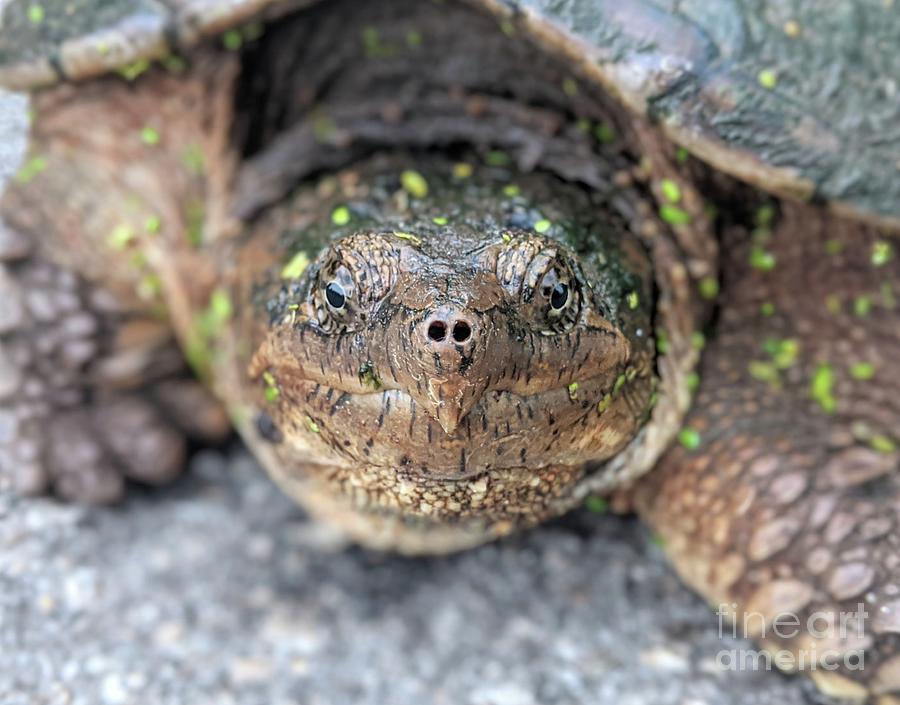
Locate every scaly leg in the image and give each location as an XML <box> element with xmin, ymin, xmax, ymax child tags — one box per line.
<box><xmin>635</xmin><ymin>204</ymin><xmax>900</xmax><ymax>701</ymax></box>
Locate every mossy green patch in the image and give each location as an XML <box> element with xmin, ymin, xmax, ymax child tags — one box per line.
<box><xmin>281</xmin><ymin>251</ymin><xmax>311</xmax><ymax>280</ymax></box>
<box><xmin>678</xmin><ymin>427</ymin><xmax>701</xmax><ymax>450</ymax></box>
<box><xmin>405</xmin><ymin>29</ymin><xmax>423</xmax><ymax>48</ymax></box>
<box><xmin>596</xmin><ymin>393</ymin><xmax>612</xmax><ymax>414</ymax></box>
<box><xmin>209</xmin><ymin>288</ymin><xmax>233</xmax><ymax>323</ymax></box>
<box><xmin>594</xmin><ymin>123</ymin><xmax>615</xmax><ymax>144</ymax></box>
<box><xmin>854</xmin><ymin>295</ymin><xmax>872</xmax><ymax>316</ymax></box>
<box><xmin>358</xmin><ymin>361</ymin><xmax>383</xmax><ymax>390</ymax></box>
<box><xmin>485</xmin><ymin>150</ymin><xmax>511</xmax><ymax>167</ymax></box>
<box><xmin>362</xmin><ymin>26</ymin><xmax>396</xmax><ymax>58</ymax></box>
<box><xmin>758</xmin><ymin>69</ymin><xmax>778</xmax><ymax>89</ymax></box>
<box><xmin>686</xmin><ymin>372</ymin><xmax>700</xmax><ymax>393</ymax></box>
<box><xmin>698</xmin><ymin>276</ymin><xmax>719</xmax><ymax>300</ymax></box>
<box><xmin>161</xmin><ymin>55</ymin><xmax>186</xmax><ymax>74</ymax></box>
<box><xmin>750</xmin><ymin>247</ymin><xmax>776</xmax><ymax>271</ymax></box>
<box><xmin>763</xmin><ymin>338</ymin><xmax>799</xmax><ymax>369</ymax></box>
<box><xmin>182</xmin><ymin>145</ymin><xmax>205</xmax><ymax>176</ymax></box>
<box><xmin>584</xmin><ymin>496</ymin><xmax>608</xmax><ymax>514</ymax></box>
<box><xmin>760</xmin><ymin>302</ymin><xmax>776</xmax><ymax>317</ymax></box>
<box><xmin>626</xmin><ymin>291</ymin><xmax>639</xmax><ymax>310</ymax></box>
<box><xmin>825</xmin><ymin>239</ymin><xmax>843</xmax><ymax>256</ymax></box>
<box><xmin>331</xmin><ymin>206</ymin><xmax>351</xmax><ymax>226</ymax></box>
<box><xmin>15</xmin><ymin>155</ymin><xmax>47</xmax><ymax>184</ymax></box>
<box><xmin>562</xmin><ymin>77</ymin><xmax>578</xmax><ymax>97</ymax></box>
<box><xmin>144</xmin><ymin>216</ymin><xmax>162</xmax><ymax>235</ymax></box>
<box><xmin>28</xmin><ymin>3</ymin><xmax>44</xmax><ymax>23</ymax></box>
<box><xmin>140</xmin><ymin>127</ymin><xmax>160</xmax><ymax>146</ymax></box>
<box><xmin>222</xmin><ymin>29</ymin><xmax>243</xmax><ymax>50</ymax></box>
<box><xmin>452</xmin><ymin>162</ymin><xmax>473</xmax><ymax>179</ymax></box>
<box><xmin>137</xmin><ymin>273</ymin><xmax>161</xmax><ymax>301</ymax></box>
<box><xmin>748</xmin><ymin>360</ymin><xmax>780</xmax><ymax>385</ymax></box>
<box><xmin>533</xmin><ymin>219</ymin><xmax>551</xmax><ymax>234</ymax></box>
<box><xmin>659</xmin><ymin>204</ymin><xmax>690</xmax><ymax>226</ymax></box>
<box><xmin>872</xmin><ymin>241</ymin><xmax>893</xmax><ymax>267</ymax></box>
<box><xmin>185</xmin><ymin>201</ymin><xmax>205</xmax><ymax>247</ymax></box>
<box><xmin>312</xmin><ymin>113</ymin><xmax>337</xmax><ymax>143</ymax></box>
<box><xmin>305</xmin><ymin>416</ymin><xmax>321</xmax><ymax>433</ymax></box>
<box><xmin>107</xmin><ymin>224</ymin><xmax>135</xmax><ymax>250</ymax></box>
<box><xmin>118</xmin><ymin>59</ymin><xmax>150</xmax><ymax>81</ymax></box>
<box><xmin>755</xmin><ymin>204</ymin><xmax>775</xmax><ymax>227</ymax></box>
<box><xmin>187</xmin><ymin>288</ymin><xmax>233</xmax><ymax>378</ymax></box>
<box><xmin>401</xmin><ymin>170</ymin><xmax>429</xmax><ymax>199</ymax></box>
<box><xmin>810</xmin><ymin>363</ymin><xmax>836</xmax><ymax>413</ymax></box>
<box><xmin>655</xmin><ymin>330</ymin><xmax>668</xmax><ymax>354</ymax></box>
<box><xmin>394</xmin><ymin>231</ymin><xmax>422</xmax><ymax>245</ymax></box>
<box><xmin>567</xmin><ymin>382</ymin><xmax>579</xmax><ymax>401</ymax></box>
<box><xmin>825</xmin><ymin>295</ymin><xmax>842</xmax><ymax>314</ymax></box>
<box><xmin>870</xmin><ymin>435</ymin><xmax>897</xmax><ymax>454</ymax></box>
<box><xmin>262</xmin><ymin>371</ymin><xmax>280</xmax><ymax>403</ymax></box>
<box><xmin>849</xmin><ymin>362</ymin><xmax>876</xmax><ymax>380</ymax></box>
<box><xmin>660</xmin><ymin>179</ymin><xmax>681</xmax><ymax>203</ymax></box>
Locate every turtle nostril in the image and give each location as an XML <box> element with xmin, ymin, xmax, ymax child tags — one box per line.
<box><xmin>452</xmin><ymin>321</ymin><xmax>472</xmax><ymax>343</ymax></box>
<box><xmin>427</xmin><ymin>321</ymin><xmax>447</xmax><ymax>342</ymax></box>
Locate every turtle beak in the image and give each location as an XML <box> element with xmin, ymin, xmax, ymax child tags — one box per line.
<box><xmin>424</xmin><ymin>372</ymin><xmax>487</xmax><ymax>436</ymax></box>
<box><xmin>410</xmin><ymin>306</ymin><xmax>492</xmax><ymax>437</ymax></box>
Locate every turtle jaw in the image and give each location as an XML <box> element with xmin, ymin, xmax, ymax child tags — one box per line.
<box><xmin>267</xmin><ymin>363</ymin><xmax>652</xmax><ymax>482</ymax></box>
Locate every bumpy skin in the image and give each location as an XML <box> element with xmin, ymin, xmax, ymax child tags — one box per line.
<box><xmin>1</xmin><ymin>0</ymin><xmax>899</xmax><ymax>699</ymax></box>
<box><xmin>636</xmin><ymin>206</ymin><xmax>900</xmax><ymax>700</ymax></box>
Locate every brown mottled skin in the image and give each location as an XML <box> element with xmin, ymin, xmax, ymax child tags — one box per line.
<box><xmin>0</xmin><ymin>0</ymin><xmax>898</xmax><ymax>700</ymax></box>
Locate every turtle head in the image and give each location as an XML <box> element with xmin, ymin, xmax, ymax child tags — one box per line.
<box><xmin>254</xmin><ymin>222</ymin><xmax>652</xmax><ymax>481</ymax></box>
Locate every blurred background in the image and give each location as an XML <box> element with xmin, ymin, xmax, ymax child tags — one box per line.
<box><xmin>0</xmin><ymin>91</ymin><xmax>810</xmax><ymax>705</ymax></box>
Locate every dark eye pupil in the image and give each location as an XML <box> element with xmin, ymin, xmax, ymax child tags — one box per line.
<box><xmin>325</xmin><ymin>281</ymin><xmax>346</xmax><ymax>309</ymax></box>
<box><xmin>550</xmin><ymin>283</ymin><xmax>569</xmax><ymax>310</ymax></box>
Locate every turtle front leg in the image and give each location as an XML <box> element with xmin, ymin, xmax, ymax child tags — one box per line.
<box><xmin>0</xmin><ymin>56</ymin><xmax>240</xmax><ymax>501</ymax></box>
<box><xmin>634</xmin><ymin>204</ymin><xmax>900</xmax><ymax>701</ymax></box>
<box><xmin>0</xmin><ymin>222</ymin><xmax>228</xmax><ymax>502</ymax></box>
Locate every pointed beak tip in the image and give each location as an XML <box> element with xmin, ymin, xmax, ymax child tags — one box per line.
<box><xmin>436</xmin><ymin>409</ymin><xmax>462</xmax><ymax>436</ymax></box>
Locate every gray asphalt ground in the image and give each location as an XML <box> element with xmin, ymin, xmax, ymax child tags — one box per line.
<box><xmin>0</xmin><ymin>91</ymin><xmax>811</xmax><ymax>705</ymax></box>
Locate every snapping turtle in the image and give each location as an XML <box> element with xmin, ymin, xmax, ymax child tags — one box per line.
<box><xmin>1</xmin><ymin>0</ymin><xmax>899</xmax><ymax>698</ymax></box>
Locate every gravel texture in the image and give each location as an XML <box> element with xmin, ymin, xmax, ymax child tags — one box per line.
<box><xmin>0</xmin><ymin>92</ymin><xmax>811</xmax><ymax>705</ymax></box>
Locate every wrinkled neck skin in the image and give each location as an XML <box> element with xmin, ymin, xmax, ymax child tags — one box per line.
<box><xmin>233</xmin><ymin>156</ymin><xmax>656</xmax><ymax>549</ymax></box>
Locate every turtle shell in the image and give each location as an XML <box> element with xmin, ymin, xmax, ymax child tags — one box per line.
<box><xmin>0</xmin><ymin>0</ymin><xmax>310</xmax><ymax>87</ymax></box>
<box><xmin>1</xmin><ymin>0</ymin><xmax>898</xmax><ymax>226</ymax></box>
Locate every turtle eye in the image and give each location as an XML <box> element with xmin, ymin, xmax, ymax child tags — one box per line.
<box><xmin>317</xmin><ymin>264</ymin><xmax>355</xmax><ymax>327</ymax></box>
<box><xmin>539</xmin><ymin>268</ymin><xmax>573</xmax><ymax>317</ymax></box>
<box><xmin>550</xmin><ymin>282</ymin><xmax>569</xmax><ymax>310</ymax></box>
<box><xmin>325</xmin><ymin>281</ymin><xmax>347</xmax><ymax>311</ymax></box>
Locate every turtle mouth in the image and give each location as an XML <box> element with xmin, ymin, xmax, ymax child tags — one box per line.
<box><xmin>283</xmin><ymin>373</ymin><xmax>644</xmax><ymax>481</ymax></box>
